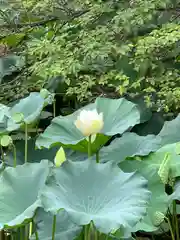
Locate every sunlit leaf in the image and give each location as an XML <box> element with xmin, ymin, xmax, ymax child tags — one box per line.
<box><xmin>1</xmin><ymin>33</ymin><xmax>25</xmax><ymax>47</ymax></box>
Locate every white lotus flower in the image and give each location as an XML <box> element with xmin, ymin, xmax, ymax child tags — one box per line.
<box><xmin>74</xmin><ymin>109</ymin><xmax>104</xmax><ymax>137</ymax></box>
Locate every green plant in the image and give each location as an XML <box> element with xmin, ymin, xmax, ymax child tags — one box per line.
<box><xmin>1</xmin><ymin>91</ymin><xmax>180</xmax><ymax>239</ymax></box>
<box><xmin>0</xmin><ymin>0</ymin><xmax>180</xmax><ymax>116</ymax></box>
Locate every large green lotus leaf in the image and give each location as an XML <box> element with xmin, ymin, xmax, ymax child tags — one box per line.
<box><xmin>37</xmin><ymin>129</ymin><xmax>109</xmax><ymax>154</ymax></box>
<box><xmin>40</xmin><ymin>159</ymin><xmax>150</xmax><ymax>234</ymax></box>
<box><xmin>36</xmin><ymin>97</ymin><xmax>140</xmax><ymax>149</ymax></box>
<box><xmin>0</xmin><ymin>104</ymin><xmax>9</xmax><ymax>134</ymax></box>
<box><xmin>4</xmin><ymin>138</ymin><xmax>87</xmax><ymax>166</ymax></box>
<box><xmin>30</xmin><ymin>208</ymin><xmax>82</xmax><ymax>240</ymax></box>
<box><xmin>95</xmin><ymin>98</ymin><xmax>140</xmax><ymax>135</ymax></box>
<box><xmin>36</xmin><ymin>103</ymin><xmax>94</xmax><ymax>149</ymax></box>
<box><xmin>6</xmin><ymin>92</ymin><xmax>45</xmax><ymax>131</ymax></box>
<box><xmin>99</xmin><ymin>133</ymin><xmax>162</xmax><ymax>164</ymax></box>
<box><xmin>119</xmin><ymin>159</ymin><xmax>169</xmax><ymax>232</ymax></box>
<box><xmin>30</xmin><ymin>211</ymin><xmax>133</xmax><ymax>240</ymax></box>
<box><xmin>133</xmin><ymin>114</ymin><xmax>180</xmax><ymax>151</ymax></box>
<box><xmin>0</xmin><ymin>160</ymin><xmax>51</xmax><ymax>229</ymax></box>
<box><xmin>140</xmin><ymin>143</ymin><xmax>180</xmax><ymax>178</ymax></box>
<box><xmin>158</xmin><ymin>115</ymin><xmax>180</xmax><ymax>146</ymax></box>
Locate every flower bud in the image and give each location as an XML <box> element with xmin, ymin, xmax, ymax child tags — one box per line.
<box><xmin>153</xmin><ymin>211</ymin><xmax>165</xmax><ymax>226</ymax></box>
<box><xmin>54</xmin><ymin>147</ymin><xmax>66</xmax><ymax>167</ymax></box>
<box><xmin>158</xmin><ymin>153</ymin><xmax>170</xmax><ymax>184</ymax></box>
<box><xmin>40</xmin><ymin>88</ymin><xmax>50</xmax><ymax>99</ymax></box>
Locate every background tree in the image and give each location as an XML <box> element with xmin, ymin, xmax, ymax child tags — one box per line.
<box><xmin>0</xmin><ymin>0</ymin><xmax>180</xmax><ymax>117</ymax></box>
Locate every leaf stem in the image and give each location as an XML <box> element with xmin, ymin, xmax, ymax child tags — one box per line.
<box><xmin>25</xmin><ymin>225</ymin><xmax>29</xmax><ymax>240</ymax></box>
<box><xmin>0</xmin><ymin>230</ymin><xmax>4</xmax><ymax>240</ymax></box>
<box><xmin>96</xmin><ymin>151</ymin><xmax>99</xmax><ymax>163</ymax></box>
<box><xmin>12</xmin><ymin>144</ymin><xmax>17</xmax><ymax>167</ymax></box>
<box><xmin>4</xmin><ymin>232</ymin><xmax>9</xmax><ymax>240</ymax></box>
<box><xmin>173</xmin><ymin>200</ymin><xmax>179</xmax><ymax>240</ymax></box>
<box><xmin>88</xmin><ymin>135</ymin><xmax>92</xmax><ymax>158</ymax></box>
<box><xmin>165</xmin><ymin>216</ymin><xmax>175</xmax><ymax>240</ymax></box>
<box><xmin>53</xmin><ymin>100</ymin><xmax>56</xmax><ymax>118</ymax></box>
<box><xmin>84</xmin><ymin>225</ymin><xmax>88</xmax><ymax>240</ymax></box>
<box><xmin>35</xmin><ymin>228</ymin><xmax>39</xmax><ymax>240</ymax></box>
<box><xmin>84</xmin><ymin>225</ymin><xmax>90</xmax><ymax>240</ymax></box>
<box><xmin>105</xmin><ymin>233</ymin><xmax>110</xmax><ymax>240</ymax></box>
<box><xmin>25</xmin><ymin>123</ymin><xmax>28</xmax><ymax>163</ymax></box>
<box><xmin>0</xmin><ymin>145</ymin><xmax>4</xmax><ymax>163</ymax></box>
<box><xmin>94</xmin><ymin>227</ymin><xmax>98</xmax><ymax>240</ymax></box>
<box><xmin>151</xmin><ymin>235</ymin><xmax>155</xmax><ymax>240</ymax></box>
<box><xmin>32</xmin><ymin>219</ymin><xmax>39</xmax><ymax>240</ymax></box>
<box><xmin>12</xmin><ymin>233</ymin><xmax>17</xmax><ymax>240</ymax></box>
<box><xmin>176</xmin><ymin>216</ymin><xmax>180</xmax><ymax>240</ymax></box>
<box><xmin>20</xmin><ymin>227</ymin><xmax>24</xmax><ymax>240</ymax></box>
<box><xmin>52</xmin><ymin>215</ymin><xmax>57</xmax><ymax>240</ymax></box>
<box><xmin>29</xmin><ymin>222</ymin><xmax>33</xmax><ymax>238</ymax></box>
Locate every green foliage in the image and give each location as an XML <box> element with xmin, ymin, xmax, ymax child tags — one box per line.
<box><xmin>0</xmin><ymin>0</ymin><xmax>180</xmax><ymax>114</ymax></box>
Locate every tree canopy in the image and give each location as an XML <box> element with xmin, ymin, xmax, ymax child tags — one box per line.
<box><xmin>0</xmin><ymin>0</ymin><xmax>180</xmax><ymax>116</ymax></box>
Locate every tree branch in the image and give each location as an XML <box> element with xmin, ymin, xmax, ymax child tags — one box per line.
<box><xmin>157</xmin><ymin>7</ymin><xmax>180</xmax><ymax>11</ymax></box>
<box><xmin>0</xmin><ymin>9</ymin><xmax>89</xmax><ymax>29</ymax></box>
<box><xmin>0</xmin><ymin>16</ymin><xmax>59</xmax><ymax>29</ymax></box>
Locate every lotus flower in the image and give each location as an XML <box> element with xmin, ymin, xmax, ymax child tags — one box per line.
<box><xmin>74</xmin><ymin>109</ymin><xmax>104</xmax><ymax>137</ymax></box>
